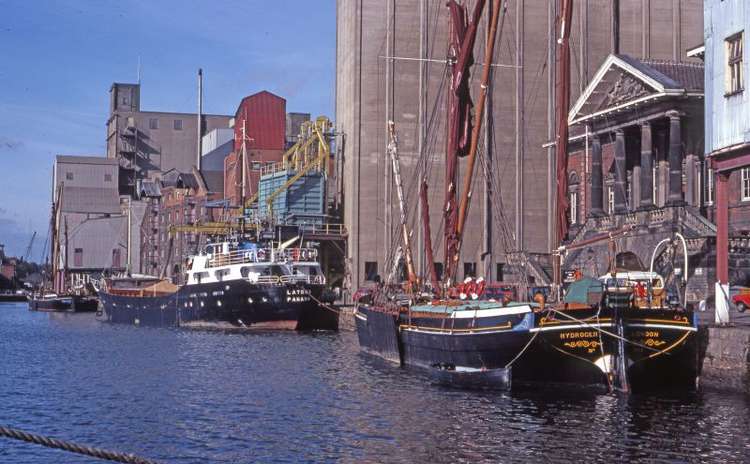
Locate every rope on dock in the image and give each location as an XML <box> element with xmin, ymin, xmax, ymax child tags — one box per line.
<box><xmin>0</xmin><ymin>425</ymin><xmax>161</xmax><ymax>464</ymax></box>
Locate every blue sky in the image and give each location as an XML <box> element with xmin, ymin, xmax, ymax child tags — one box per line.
<box><xmin>0</xmin><ymin>0</ymin><xmax>336</xmax><ymax>260</ymax></box>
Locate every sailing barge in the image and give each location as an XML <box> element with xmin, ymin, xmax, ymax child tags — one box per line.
<box><xmin>99</xmin><ymin>240</ymin><xmax>337</xmax><ymax>331</ymax></box>
<box><xmin>354</xmin><ymin>0</ymin><xmax>699</xmax><ymax>392</ymax></box>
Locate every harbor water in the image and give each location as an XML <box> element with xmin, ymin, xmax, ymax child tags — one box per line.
<box><xmin>2</xmin><ymin>302</ymin><xmax>750</xmax><ymax>463</ymax></box>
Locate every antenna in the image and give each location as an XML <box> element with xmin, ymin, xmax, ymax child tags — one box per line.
<box><xmin>137</xmin><ymin>56</ymin><xmax>141</xmax><ymax>84</ymax></box>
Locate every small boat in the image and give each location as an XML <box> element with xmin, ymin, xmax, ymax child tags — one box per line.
<box><xmin>0</xmin><ymin>291</ymin><xmax>29</xmax><ymax>303</ymax></box>
<box><xmin>28</xmin><ymin>294</ymin><xmax>98</xmax><ymax>312</ymax></box>
<box><xmin>429</xmin><ymin>364</ymin><xmax>511</xmax><ymax>390</ymax></box>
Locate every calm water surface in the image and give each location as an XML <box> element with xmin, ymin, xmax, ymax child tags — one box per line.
<box><xmin>1</xmin><ymin>302</ymin><xmax>750</xmax><ymax>463</ymax></box>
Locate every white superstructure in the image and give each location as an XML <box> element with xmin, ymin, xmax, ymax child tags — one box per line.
<box><xmin>185</xmin><ymin>241</ymin><xmax>326</xmax><ymax>287</ymax></box>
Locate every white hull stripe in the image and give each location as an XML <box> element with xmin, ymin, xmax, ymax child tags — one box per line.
<box><xmin>400</xmin><ymin>327</ymin><xmax>523</xmax><ymax>336</ymax></box>
<box><xmin>355</xmin><ymin>312</ymin><xmax>367</xmax><ymax>321</ymax></box>
<box><xmin>450</xmin><ymin>305</ymin><xmax>532</xmax><ymax>319</ymax></box>
<box><xmin>627</xmin><ymin>323</ymin><xmax>697</xmax><ymax>332</ymax></box>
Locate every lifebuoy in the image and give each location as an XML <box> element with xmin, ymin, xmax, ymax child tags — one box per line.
<box><xmin>292</xmin><ymin>248</ymin><xmax>301</xmax><ymax>261</ymax></box>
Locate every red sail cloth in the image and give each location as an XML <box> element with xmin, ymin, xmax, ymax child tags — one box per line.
<box><xmin>555</xmin><ymin>0</ymin><xmax>574</xmax><ymax>246</ymax></box>
<box><xmin>444</xmin><ymin>0</ymin><xmax>485</xmax><ymax>280</ymax></box>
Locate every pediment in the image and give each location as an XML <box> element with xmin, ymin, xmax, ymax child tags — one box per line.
<box><xmin>568</xmin><ymin>54</ymin><xmax>683</xmax><ymax>125</ymax></box>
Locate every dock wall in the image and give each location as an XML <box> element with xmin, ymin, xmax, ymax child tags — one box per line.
<box><xmin>701</xmin><ymin>326</ymin><xmax>750</xmax><ymax>393</ymax></box>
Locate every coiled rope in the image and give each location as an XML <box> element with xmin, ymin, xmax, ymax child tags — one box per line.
<box><xmin>0</xmin><ymin>425</ymin><xmax>161</xmax><ymax>464</ymax></box>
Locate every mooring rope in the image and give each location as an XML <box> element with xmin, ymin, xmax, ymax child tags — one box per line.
<box><xmin>543</xmin><ymin>306</ymin><xmax>664</xmax><ymax>354</ymax></box>
<box><xmin>309</xmin><ymin>293</ymin><xmax>340</xmax><ymax>315</ymax></box>
<box><xmin>0</xmin><ymin>425</ymin><xmax>161</xmax><ymax>464</ymax></box>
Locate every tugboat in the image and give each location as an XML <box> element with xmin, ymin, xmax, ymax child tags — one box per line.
<box><xmin>98</xmin><ymin>239</ymin><xmax>337</xmax><ymax>330</ymax></box>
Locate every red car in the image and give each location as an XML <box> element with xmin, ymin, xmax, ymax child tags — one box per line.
<box><xmin>732</xmin><ymin>291</ymin><xmax>750</xmax><ymax>313</ymax></box>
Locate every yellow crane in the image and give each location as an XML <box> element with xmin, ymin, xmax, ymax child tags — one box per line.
<box><xmin>244</xmin><ymin>116</ymin><xmax>332</xmax><ymax>221</ymax></box>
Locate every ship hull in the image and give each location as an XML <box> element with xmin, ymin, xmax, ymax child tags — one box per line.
<box><xmin>513</xmin><ymin>307</ymin><xmax>699</xmax><ymax>390</ymax></box>
<box><xmin>624</xmin><ymin>310</ymin><xmax>699</xmax><ymax>391</ymax></box>
<box><xmin>99</xmin><ymin>279</ymin><xmax>336</xmax><ymax>330</ymax></box>
<box><xmin>29</xmin><ymin>295</ymin><xmax>98</xmax><ymax>313</ymax></box>
<box><xmin>356</xmin><ymin>304</ymin><xmax>535</xmax><ymax>372</ymax></box>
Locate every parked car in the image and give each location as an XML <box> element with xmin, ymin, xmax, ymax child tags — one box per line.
<box><xmin>731</xmin><ymin>290</ymin><xmax>750</xmax><ymax>313</ymax></box>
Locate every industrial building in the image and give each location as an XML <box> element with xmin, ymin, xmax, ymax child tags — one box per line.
<box><xmin>223</xmin><ymin>91</ymin><xmax>288</xmax><ymax>207</ymax></box>
<box><xmin>106</xmin><ymin>82</ymin><xmax>232</xmax><ymax>196</ymax></box>
<box><xmin>704</xmin><ymin>0</ymin><xmax>750</xmax><ymax>321</ymax></box>
<box><xmin>336</xmin><ymin>0</ymin><xmax>703</xmax><ymax>293</ymax></box>
<box><xmin>51</xmin><ymin>155</ymin><xmax>131</xmax><ymax>292</ymax></box>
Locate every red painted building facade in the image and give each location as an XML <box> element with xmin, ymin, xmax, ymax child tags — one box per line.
<box><xmin>224</xmin><ymin>91</ymin><xmax>286</xmax><ymax>206</ymax></box>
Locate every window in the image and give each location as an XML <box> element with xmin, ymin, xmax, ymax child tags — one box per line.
<box><xmin>74</xmin><ymin>248</ymin><xmax>83</xmax><ymax>267</ymax></box>
<box><xmin>364</xmin><ymin>261</ymin><xmax>378</xmax><ymax>282</ymax></box>
<box><xmin>742</xmin><ymin>167</ymin><xmax>750</xmax><ymax>201</ymax></box>
<box><xmin>607</xmin><ymin>186</ymin><xmax>615</xmax><ymax>215</ymax></box>
<box><xmin>149</xmin><ymin>118</ymin><xmax>159</xmax><ymax>130</ymax></box>
<box><xmin>463</xmin><ymin>262</ymin><xmax>476</xmax><ymax>279</ymax></box>
<box><xmin>104</xmin><ymin>173</ymin><xmax>112</xmax><ymax>182</ymax></box>
<box><xmin>653</xmin><ymin>166</ymin><xmax>658</xmax><ymax>205</ymax></box>
<box><xmin>496</xmin><ymin>263</ymin><xmax>505</xmax><ymax>282</ymax></box>
<box><xmin>174</xmin><ymin>119</ymin><xmax>183</xmax><ymax>130</ymax></box>
<box><xmin>707</xmin><ymin>167</ymin><xmax>714</xmax><ymax>205</ymax></box>
<box><xmin>251</xmin><ymin>161</ymin><xmax>263</xmax><ymax>170</ymax></box>
<box><xmin>112</xmin><ymin>249</ymin><xmax>121</xmax><ymax>268</ymax></box>
<box><xmin>569</xmin><ymin>191</ymin><xmax>578</xmax><ymax>224</ymax></box>
<box><xmin>66</xmin><ymin>172</ymin><xmax>74</xmax><ymax>181</ymax></box>
<box><xmin>122</xmin><ymin>96</ymin><xmax>128</xmax><ymax>105</ymax></box>
<box><xmin>726</xmin><ymin>32</ymin><xmax>744</xmax><ymax>95</ymax></box>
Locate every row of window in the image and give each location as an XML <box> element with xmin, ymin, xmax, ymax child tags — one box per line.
<box><xmin>65</xmin><ymin>172</ymin><xmax>113</xmax><ymax>182</ymax></box>
<box><xmin>363</xmin><ymin>261</ymin><xmax>505</xmax><ymax>282</ymax></box>
<box><xmin>568</xmin><ymin>166</ymin><xmax>750</xmax><ymax>224</ymax></box>
<box><xmin>72</xmin><ymin>248</ymin><xmax>121</xmax><ymax>268</ymax></box>
<box><xmin>148</xmin><ymin>118</ymin><xmax>183</xmax><ymax>130</ymax></box>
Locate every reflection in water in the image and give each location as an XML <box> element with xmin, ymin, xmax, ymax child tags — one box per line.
<box><xmin>1</xmin><ymin>303</ymin><xmax>749</xmax><ymax>463</ymax></box>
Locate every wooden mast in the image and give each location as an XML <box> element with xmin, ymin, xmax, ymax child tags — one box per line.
<box><xmin>387</xmin><ymin>121</ymin><xmax>418</xmax><ymax>290</ymax></box>
<box><xmin>447</xmin><ymin>0</ymin><xmax>503</xmax><ymax>281</ymax></box>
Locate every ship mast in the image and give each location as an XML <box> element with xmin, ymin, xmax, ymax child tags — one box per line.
<box><xmin>445</xmin><ymin>0</ymin><xmax>503</xmax><ymax>282</ymax></box>
<box><xmin>387</xmin><ymin>121</ymin><xmax>417</xmax><ymax>290</ymax></box>
<box><xmin>443</xmin><ymin>0</ymin><xmax>486</xmax><ymax>285</ymax></box>
<box><xmin>552</xmin><ymin>0</ymin><xmax>574</xmax><ymax>287</ymax></box>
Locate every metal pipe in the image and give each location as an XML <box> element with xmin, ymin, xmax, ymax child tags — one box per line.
<box><xmin>197</xmin><ymin>68</ymin><xmax>203</xmax><ymax>170</ymax></box>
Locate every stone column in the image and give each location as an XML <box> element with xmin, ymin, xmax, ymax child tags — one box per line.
<box><xmin>614</xmin><ymin>129</ymin><xmax>627</xmax><ymax>213</ymax></box>
<box><xmin>639</xmin><ymin>122</ymin><xmax>654</xmax><ymax>208</ymax></box>
<box><xmin>590</xmin><ymin>135</ymin><xmax>604</xmax><ymax>216</ymax></box>
<box><xmin>667</xmin><ymin>111</ymin><xmax>684</xmax><ymax>204</ymax></box>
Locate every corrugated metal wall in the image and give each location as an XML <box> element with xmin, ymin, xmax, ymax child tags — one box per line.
<box><xmin>234</xmin><ymin>91</ymin><xmax>286</xmax><ymax>152</ymax></box>
<box><xmin>258</xmin><ymin>170</ymin><xmax>325</xmax><ymax>223</ymax></box>
<box><xmin>705</xmin><ymin>0</ymin><xmax>750</xmax><ymax>154</ymax></box>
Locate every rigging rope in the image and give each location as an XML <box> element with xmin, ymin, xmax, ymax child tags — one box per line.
<box><xmin>0</xmin><ymin>425</ymin><xmax>161</xmax><ymax>464</ymax></box>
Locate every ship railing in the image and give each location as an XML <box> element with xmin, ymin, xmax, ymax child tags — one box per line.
<box><xmin>297</xmin><ymin>223</ymin><xmax>347</xmax><ymax>237</ymax></box>
<box><xmin>207</xmin><ymin>249</ymin><xmax>275</xmax><ymax>268</ymax></box>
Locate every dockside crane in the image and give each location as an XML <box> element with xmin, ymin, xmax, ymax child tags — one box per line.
<box><xmin>23</xmin><ymin>231</ymin><xmax>36</xmax><ymax>262</ymax></box>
